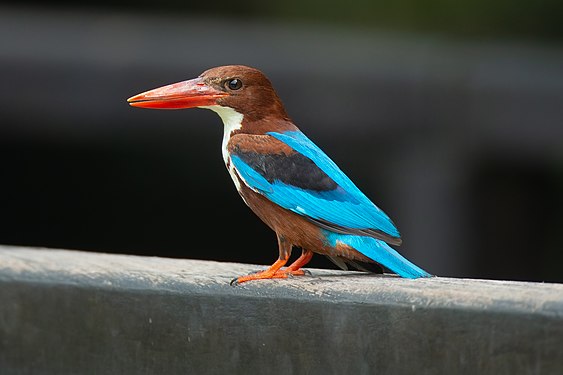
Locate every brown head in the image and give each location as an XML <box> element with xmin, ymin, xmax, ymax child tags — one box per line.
<box><xmin>127</xmin><ymin>65</ymin><xmax>290</xmax><ymax>124</ymax></box>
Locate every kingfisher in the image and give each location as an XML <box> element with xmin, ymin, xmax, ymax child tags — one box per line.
<box><xmin>127</xmin><ymin>65</ymin><xmax>432</xmax><ymax>284</ymax></box>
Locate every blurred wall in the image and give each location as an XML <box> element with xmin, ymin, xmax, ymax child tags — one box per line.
<box><xmin>1</xmin><ymin>4</ymin><xmax>562</xmax><ymax>282</ymax></box>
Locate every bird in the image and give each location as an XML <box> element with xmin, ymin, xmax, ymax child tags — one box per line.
<box><xmin>127</xmin><ymin>65</ymin><xmax>432</xmax><ymax>284</ymax></box>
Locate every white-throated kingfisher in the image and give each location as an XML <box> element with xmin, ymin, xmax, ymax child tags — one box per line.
<box><xmin>127</xmin><ymin>65</ymin><xmax>432</xmax><ymax>284</ymax></box>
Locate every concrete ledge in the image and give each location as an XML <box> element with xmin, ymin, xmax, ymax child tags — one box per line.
<box><xmin>1</xmin><ymin>245</ymin><xmax>562</xmax><ymax>374</ymax></box>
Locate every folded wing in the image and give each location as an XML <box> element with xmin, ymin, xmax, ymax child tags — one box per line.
<box><xmin>228</xmin><ymin>130</ymin><xmax>402</xmax><ymax>246</ymax></box>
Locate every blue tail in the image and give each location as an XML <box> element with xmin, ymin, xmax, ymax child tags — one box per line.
<box><xmin>324</xmin><ymin>231</ymin><xmax>432</xmax><ymax>278</ymax></box>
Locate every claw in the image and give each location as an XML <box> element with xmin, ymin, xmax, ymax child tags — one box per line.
<box><xmin>229</xmin><ymin>248</ymin><xmax>314</xmax><ymax>285</ymax></box>
<box><xmin>284</xmin><ymin>269</ymin><xmax>311</xmax><ymax>278</ymax></box>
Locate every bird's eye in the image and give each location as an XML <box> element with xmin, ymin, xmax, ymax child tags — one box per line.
<box><xmin>226</xmin><ymin>79</ymin><xmax>242</xmax><ymax>90</ymax></box>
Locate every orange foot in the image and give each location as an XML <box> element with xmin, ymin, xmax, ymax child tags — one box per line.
<box><xmin>230</xmin><ymin>250</ymin><xmax>314</xmax><ymax>286</ymax></box>
<box><xmin>231</xmin><ymin>268</ymin><xmax>309</xmax><ymax>286</ymax></box>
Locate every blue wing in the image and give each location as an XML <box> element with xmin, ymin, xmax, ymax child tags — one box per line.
<box><xmin>229</xmin><ymin>130</ymin><xmax>401</xmax><ymax>245</ymax></box>
<box><xmin>323</xmin><ymin>231</ymin><xmax>431</xmax><ymax>278</ymax></box>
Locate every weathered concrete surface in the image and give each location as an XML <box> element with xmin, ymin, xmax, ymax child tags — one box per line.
<box><xmin>1</xmin><ymin>245</ymin><xmax>562</xmax><ymax>374</ymax></box>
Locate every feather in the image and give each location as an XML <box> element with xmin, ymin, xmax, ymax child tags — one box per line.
<box><xmin>324</xmin><ymin>231</ymin><xmax>431</xmax><ymax>278</ymax></box>
<box><xmin>229</xmin><ymin>130</ymin><xmax>402</xmax><ymax>243</ymax></box>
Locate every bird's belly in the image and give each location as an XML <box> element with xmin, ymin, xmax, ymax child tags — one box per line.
<box><xmin>226</xmin><ymin>166</ymin><xmax>373</xmax><ymax>262</ymax></box>
<box><xmin>234</xmin><ymin>182</ymin><xmax>367</xmax><ymax>260</ymax></box>
<box><xmin>241</xmin><ymin>186</ymin><xmax>324</xmax><ymax>246</ymax></box>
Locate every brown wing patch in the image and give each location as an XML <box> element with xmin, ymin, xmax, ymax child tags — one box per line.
<box><xmin>228</xmin><ymin>134</ymin><xmax>294</xmax><ymax>156</ymax></box>
<box><xmin>228</xmin><ymin>133</ymin><xmax>339</xmax><ymax>192</ymax></box>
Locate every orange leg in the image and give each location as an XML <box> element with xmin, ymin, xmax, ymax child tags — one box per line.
<box><xmin>233</xmin><ymin>257</ymin><xmax>290</xmax><ymax>285</ymax></box>
<box><xmin>232</xmin><ymin>234</ymin><xmax>293</xmax><ymax>285</ymax></box>
<box><xmin>272</xmin><ymin>249</ymin><xmax>314</xmax><ymax>277</ymax></box>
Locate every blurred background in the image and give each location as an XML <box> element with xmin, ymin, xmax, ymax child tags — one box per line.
<box><xmin>1</xmin><ymin>1</ymin><xmax>562</xmax><ymax>282</ymax></box>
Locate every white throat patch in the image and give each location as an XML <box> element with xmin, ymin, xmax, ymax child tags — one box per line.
<box><xmin>199</xmin><ymin>105</ymin><xmax>245</xmax><ymax>191</ymax></box>
<box><xmin>199</xmin><ymin>105</ymin><xmax>244</xmax><ymax>164</ymax></box>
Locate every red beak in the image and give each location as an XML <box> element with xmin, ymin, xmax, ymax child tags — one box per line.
<box><xmin>127</xmin><ymin>77</ymin><xmax>228</xmax><ymax>109</ymax></box>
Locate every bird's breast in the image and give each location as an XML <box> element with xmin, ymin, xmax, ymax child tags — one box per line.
<box><xmin>210</xmin><ymin>106</ymin><xmax>244</xmax><ymax>192</ymax></box>
<box><xmin>225</xmin><ymin>154</ymin><xmax>244</xmax><ymax>192</ymax></box>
